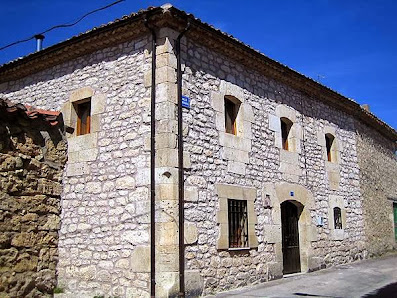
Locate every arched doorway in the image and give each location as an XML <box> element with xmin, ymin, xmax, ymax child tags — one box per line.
<box><xmin>281</xmin><ymin>200</ymin><xmax>303</xmax><ymax>274</ymax></box>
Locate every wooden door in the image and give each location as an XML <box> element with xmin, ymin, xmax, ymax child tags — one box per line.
<box><xmin>281</xmin><ymin>201</ymin><xmax>301</xmax><ymax>274</ymax></box>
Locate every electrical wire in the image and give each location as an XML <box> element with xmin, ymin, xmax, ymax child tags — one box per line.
<box><xmin>0</xmin><ymin>0</ymin><xmax>125</xmax><ymax>52</ymax></box>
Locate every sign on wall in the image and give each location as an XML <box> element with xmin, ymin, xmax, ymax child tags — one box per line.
<box><xmin>182</xmin><ymin>95</ymin><xmax>190</xmax><ymax>109</ymax></box>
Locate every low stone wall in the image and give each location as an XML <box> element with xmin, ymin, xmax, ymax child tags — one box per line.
<box><xmin>0</xmin><ymin>102</ymin><xmax>67</xmax><ymax>297</ymax></box>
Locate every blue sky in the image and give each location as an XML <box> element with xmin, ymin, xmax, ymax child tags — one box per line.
<box><xmin>1</xmin><ymin>0</ymin><xmax>396</xmax><ymax>129</ymax></box>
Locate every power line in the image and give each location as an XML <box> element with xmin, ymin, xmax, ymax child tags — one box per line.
<box><xmin>0</xmin><ymin>0</ymin><xmax>125</xmax><ymax>52</ymax></box>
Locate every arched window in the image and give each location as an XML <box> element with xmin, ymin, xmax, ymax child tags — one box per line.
<box><xmin>325</xmin><ymin>133</ymin><xmax>335</xmax><ymax>162</ymax></box>
<box><xmin>334</xmin><ymin>207</ymin><xmax>342</xmax><ymax>229</ymax></box>
<box><xmin>280</xmin><ymin>117</ymin><xmax>293</xmax><ymax>151</ymax></box>
<box><xmin>224</xmin><ymin>96</ymin><xmax>241</xmax><ymax>135</ymax></box>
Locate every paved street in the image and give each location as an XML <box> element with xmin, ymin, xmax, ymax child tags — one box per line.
<box><xmin>210</xmin><ymin>253</ymin><xmax>397</xmax><ymax>298</ymax></box>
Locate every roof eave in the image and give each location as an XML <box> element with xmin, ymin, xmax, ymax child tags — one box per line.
<box><xmin>0</xmin><ymin>5</ymin><xmax>395</xmax><ymax>142</ymax></box>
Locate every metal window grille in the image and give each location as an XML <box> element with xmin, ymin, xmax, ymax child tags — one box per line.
<box><xmin>334</xmin><ymin>207</ymin><xmax>342</xmax><ymax>229</ymax></box>
<box><xmin>228</xmin><ymin>199</ymin><xmax>249</xmax><ymax>248</ymax></box>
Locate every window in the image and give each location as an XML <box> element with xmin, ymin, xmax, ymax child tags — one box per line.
<box><xmin>325</xmin><ymin>133</ymin><xmax>335</xmax><ymax>162</ymax></box>
<box><xmin>334</xmin><ymin>207</ymin><xmax>342</xmax><ymax>229</ymax></box>
<box><xmin>224</xmin><ymin>96</ymin><xmax>240</xmax><ymax>135</ymax></box>
<box><xmin>75</xmin><ymin>99</ymin><xmax>91</xmax><ymax>136</ymax></box>
<box><xmin>228</xmin><ymin>199</ymin><xmax>248</xmax><ymax>248</ymax></box>
<box><xmin>280</xmin><ymin>117</ymin><xmax>292</xmax><ymax>151</ymax></box>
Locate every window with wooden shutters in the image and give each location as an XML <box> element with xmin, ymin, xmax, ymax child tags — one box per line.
<box><xmin>334</xmin><ymin>207</ymin><xmax>342</xmax><ymax>229</ymax></box>
<box><xmin>228</xmin><ymin>199</ymin><xmax>249</xmax><ymax>248</ymax></box>
<box><xmin>76</xmin><ymin>99</ymin><xmax>91</xmax><ymax>136</ymax></box>
<box><xmin>224</xmin><ymin>96</ymin><xmax>240</xmax><ymax>135</ymax></box>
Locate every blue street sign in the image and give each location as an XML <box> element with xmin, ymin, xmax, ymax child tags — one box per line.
<box><xmin>181</xmin><ymin>95</ymin><xmax>190</xmax><ymax>109</ymax></box>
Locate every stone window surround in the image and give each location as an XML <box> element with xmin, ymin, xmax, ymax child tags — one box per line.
<box><xmin>317</xmin><ymin>125</ymin><xmax>341</xmax><ymax>164</ymax></box>
<box><xmin>215</xmin><ymin>183</ymin><xmax>258</xmax><ymax>250</ymax></box>
<box><xmin>317</xmin><ymin>126</ymin><xmax>341</xmax><ymax>190</ymax></box>
<box><xmin>269</xmin><ymin>105</ymin><xmax>303</xmax><ymax>182</ymax></box>
<box><xmin>211</xmin><ymin>81</ymin><xmax>254</xmax><ymax>175</ymax></box>
<box><xmin>269</xmin><ymin>104</ymin><xmax>302</xmax><ymax>154</ymax></box>
<box><xmin>61</xmin><ymin>87</ymin><xmax>105</xmax><ymax>171</ymax></box>
<box><xmin>62</xmin><ymin>87</ymin><xmax>104</xmax><ymax>137</ymax></box>
<box><xmin>328</xmin><ymin>195</ymin><xmax>347</xmax><ymax>241</ymax></box>
<box><xmin>262</xmin><ymin>182</ymin><xmax>319</xmax><ymax>274</ymax></box>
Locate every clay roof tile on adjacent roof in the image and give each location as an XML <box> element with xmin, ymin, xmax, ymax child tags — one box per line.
<box><xmin>0</xmin><ymin>98</ymin><xmax>61</xmax><ymax>126</ymax></box>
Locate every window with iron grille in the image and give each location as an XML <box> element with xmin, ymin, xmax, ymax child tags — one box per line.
<box><xmin>228</xmin><ymin>199</ymin><xmax>249</xmax><ymax>248</ymax></box>
<box><xmin>334</xmin><ymin>207</ymin><xmax>342</xmax><ymax>229</ymax></box>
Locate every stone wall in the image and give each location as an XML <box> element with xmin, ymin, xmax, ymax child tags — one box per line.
<box><xmin>356</xmin><ymin>120</ymin><xmax>397</xmax><ymax>256</ymax></box>
<box><xmin>0</xmin><ymin>35</ymin><xmax>153</xmax><ymax>297</ymax></box>
<box><xmin>0</xmin><ymin>103</ymin><xmax>67</xmax><ymax>297</ymax></box>
<box><xmin>181</xmin><ymin>36</ymin><xmax>366</xmax><ymax>295</ymax></box>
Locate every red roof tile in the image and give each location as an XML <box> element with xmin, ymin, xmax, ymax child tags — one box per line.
<box><xmin>0</xmin><ymin>98</ymin><xmax>61</xmax><ymax>126</ymax></box>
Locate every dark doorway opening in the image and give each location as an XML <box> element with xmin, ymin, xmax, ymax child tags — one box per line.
<box><xmin>281</xmin><ymin>200</ymin><xmax>301</xmax><ymax>274</ymax></box>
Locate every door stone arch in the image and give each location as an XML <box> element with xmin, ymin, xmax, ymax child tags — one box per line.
<box><xmin>263</xmin><ymin>182</ymin><xmax>318</xmax><ymax>275</ymax></box>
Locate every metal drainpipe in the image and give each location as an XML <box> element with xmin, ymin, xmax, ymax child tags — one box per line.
<box><xmin>299</xmin><ymin>96</ymin><xmax>308</xmax><ymax>186</ymax></box>
<box><xmin>176</xmin><ymin>20</ymin><xmax>191</xmax><ymax>298</ymax></box>
<box><xmin>144</xmin><ymin>16</ymin><xmax>157</xmax><ymax>298</ymax></box>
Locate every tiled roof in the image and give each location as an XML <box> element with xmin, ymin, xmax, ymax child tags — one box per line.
<box><xmin>0</xmin><ymin>4</ymin><xmax>395</xmax><ymax>141</ymax></box>
<box><xmin>0</xmin><ymin>98</ymin><xmax>61</xmax><ymax>126</ymax></box>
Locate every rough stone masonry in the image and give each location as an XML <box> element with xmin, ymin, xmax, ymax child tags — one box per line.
<box><xmin>0</xmin><ymin>99</ymin><xmax>67</xmax><ymax>297</ymax></box>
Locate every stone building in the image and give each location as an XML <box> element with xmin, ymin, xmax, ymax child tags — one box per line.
<box><xmin>0</xmin><ymin>4</ymin><xmax>396</xmax><ymax>298</ymax></box>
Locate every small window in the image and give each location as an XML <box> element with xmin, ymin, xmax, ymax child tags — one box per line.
<box><xmin>334</xmin><ymin>207</ymin><xmax>342</xmax><ymax>229</ymax></box>
<box><xmin>76</xmin><ymin>99</ymin><xmax>91</xmax><ymax>136</ymax></box>
<box><xmin>325</xmin><ymin>133</ymin><xmax>335</xmax><ymax>162</ymax></box>
<box><xmin>280</xmin><ymin>117</ymin><xmax>292</xmax><ymax>151</ymax></box>
<box><xmin>225</xmin><ymin>96</ymin><xmax>240</xmax><ymax>135</ymax></box>
<box><xmin>228</xmin><ymin>199</ymin><xmax>248</xmax><ymax>248</ymax></box>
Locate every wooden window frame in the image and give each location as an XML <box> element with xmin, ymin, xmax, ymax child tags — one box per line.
<box><xmin>228</xmin><ymin>199</ymin><xmax>249</xmax><ymax>248</ymax></box>
<box><xmin>281</xmin><ymin>117</ymin><xmax>292</xmax><ymax>151</ymax></box>
<box><xmin>75</xmin><ymin>98</ymin><xmax>91</xmax><ymax>136</ymax></box>
<box><xmin>224</xmin><ymin>96</ymin><xmax>240</xmax><ymax>135</ymax></box>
